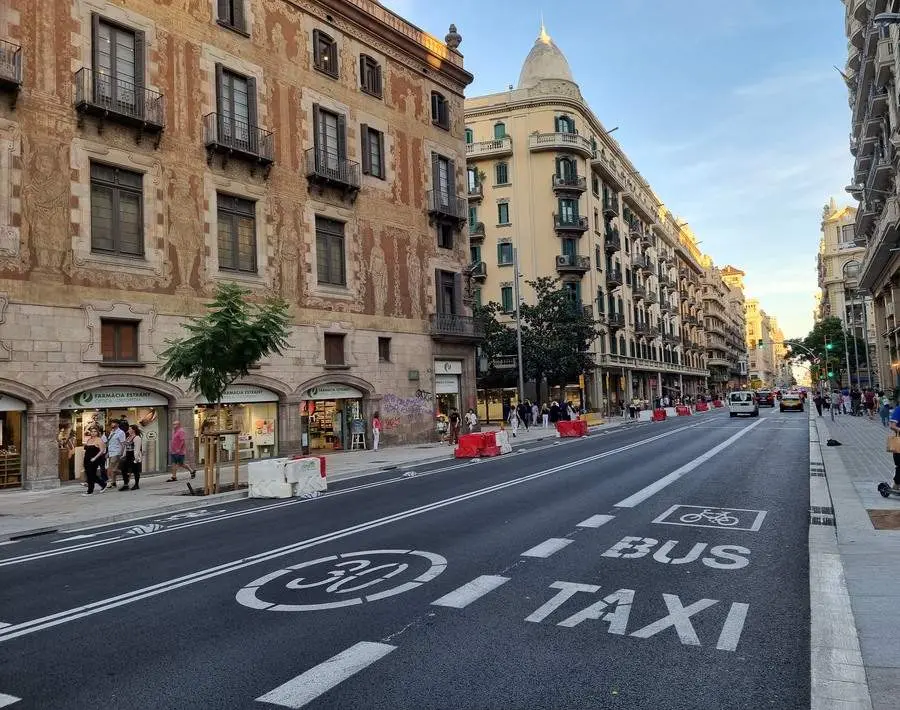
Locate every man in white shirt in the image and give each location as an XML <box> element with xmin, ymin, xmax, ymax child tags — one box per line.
<box><xmin>105</xmin><ymin>420</ymin><xmax>127</xmax><ymax>488</ymax></box>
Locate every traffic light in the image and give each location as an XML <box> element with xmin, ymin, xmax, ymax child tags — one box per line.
<box><xmin>825</xmin><ymin>341</ymin><xmax>834</xmax><ymax>351</ymax></box>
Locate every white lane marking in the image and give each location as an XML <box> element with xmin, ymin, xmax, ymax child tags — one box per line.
<box><xmin>629</xmin><ymin>594</ymin><xmax>719</xmax><ymax>645</ymax></box>
<box><xmin>0</xmin><ymin>429</ymin><xmax>693</xmax><ymax>643</ymax></box>
<box><xmin>256</xmin><ymin>641</ymin><xmax>396</xmax><ymax>708</ymax></box>
<box><xmin>2</xmin><ymin>423</ymin><xmax>697</xmax><ymax>568</ymax></box>
<box><xmin>430</xmin><ymin>575</ymin><xmax>510</xmax><ymax>609</ymax></box>
<box><xmin>614</xmin><ymin>418</ymin><xmax>767</xmax><ymax>508</ymax></box>
<box><xmin>521</xmin><ymin>538</ymin><xmax>573</xmax><ymax>558</ymax></box>
<box><xmin>715</xmin><ymin>602</ymin><xmax>749</xmax><ymax>652</ymax></box>
<box><xmin>0</xmin><ymin>693</ymin><xmax>20</xmax><ymax>707</ymax></box>
<box><xmin>0</xmin><ymin>623</ymin><xmax>10</xmax><ymax>629</ymax></box>
<box><xmin>0</xmin><ymin>541</ymin><xmax>18</xmax><ymax>548</ymax></box>
<box><xmin>577</xmin><ymin>514</ymin><xmax>614</xmax><ymax>528</ymax></box>
<box><xmin>652</xmin><ymin>505</ymin><xmax>767</xmax><ymax>532</ymax></box>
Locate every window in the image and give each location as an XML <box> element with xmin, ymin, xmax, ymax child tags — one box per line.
<box><xmin>378</xmin><ymin>337</ymin><xmax>391</xmax><ymax>363</ymax></box>
<box><xmin>591</xmin><ymin>175</ymin><xmax>600</xmax><ymax>196</ymax></box>
<box><xmin>313</xmin><ymin>103</ymin><xmax>347</xmax><ymax>174</ymax></box>
<box><xmin>313</xmin><ymin>29</ymin><xmax>338</xmax><ymax>77</ymax></box>
<box><xmin>561</xmin><ymin>238</ymin><xmax>576</xmax><ymax>258</ymax></box>
<box><xmin>100</xmin><ymin>319</ymin><xmax>138</xmax><ymax>362</ymax></box>
<box><xmin>596</xmin><ymin>288</ymin><xmax>605</xmax><ymax>313</ymax></box>
<box><xmin>92</xmin><ymin>16</ymin><xmax>143</xmax><ymax>112</ymax></box>
<box><xmin>494</xmin><ymin>122</ymin><xmax>506</xmax><ymax>139</ymax></box>
<box><xmin>556</xmin><ymin>156</ymin><xmax>576</xmax><ymax>179</ymax></box>
<box><xmin>495</xmin><ymin>162</ymin><xmax>509</xmax><ymax>185</ymax></box>
<box><xmin>359</xmin><ymin>55</ymin><xmax>382</xmax><ymax>97</ymax></box>
<box><xmin>470</xmin><ymin>245</ymin><xmax>482</xmax><ymax>264</ymax></box>
<box><xmin>436</xmin><ymin>270</ymin><xmax>461</xmax><ymax>314</ymax></box>
<box><xmin>431</xmin><ymin>91</ymin><xmax>449</xmax><ymax>129</ymax></box>
<box><xmin>215</xmin><ymin>65</ymin><xmax>257</xmax><ymax>151</ymax></box>
<box><xmin>216</xmin><ymin>0</ymin><xmax>247</xmax><ymax>33</ymax></box>
<box><xmin>465</xmin><ymin>128</ymin><xmax>473</xmax><ymax>144</ymax></box>
<box><xmin>595</xmin><ymin>245</ymin><xmax>602</xmax><ymax>268</ymax></box>
<box><xmin>468</xmin><ymin>205</ymin><xmax>478</xmax><ymax>229</ymax></box>
<box><xmin>438</xmin><ymin>223</ymin><xmax>454</xmax><ymax>250</ymax></box>
<box><xmin>840</xmin><ymin>224</ymin><xmax>855</xmax><ymax>244</ymax></box>
<box><xmin>474</xmin><ymin>288</ymin><xmax>482</xmax><ymax>307</ymax></box>
<box><xmin>497</xmin><ymin>202</ymin><xmax>510</xmax><ymax>225</ymax></box>
<box><xmin>497</xmin><ymin>242</ymin><xmax>513</xmax><ymax>265</ymax></box>
<box><xmin>217</xmin><ymin>193</ymin><xmax>257</xmax><ymax>273</ymax></box>
<box><xmin>324</xmin><ymin>333</ymin><xmax>345</xmax><ymax>366</ymax></box>
<box><xmin>501</xmin><ymin>286</ymin><xmax>514</xmax><ymax>312</ymax></box>
<box><xmin>316</xmin><ymin>216</ymin><xmax>346</xmax><ymax>285</ymax></box>
<box><xmin>558</xmin><ymin>198</ymin><xmax>578</xmax><ymax>222</ymax></box>
<box><xmin>90</xmin><ymin>162</ymin><xmax>144</xmax><ymax>257</ymax></box>
<box><xmin>360</xmin><ymin>124</ymin><xmax>385</xmax><ymax>178</ymax></box>
<box><xmin>555</xmin><ymin>115</ymin><xmax>575</xmax><ymax>133</ymax></box>
<box><xmin>467</xmin><ymin>167</ymin><xmax>478</xmax><ymax>192</ymax></box>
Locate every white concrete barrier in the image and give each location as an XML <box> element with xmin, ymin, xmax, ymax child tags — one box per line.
<box><xmin>495</xmin><ymin>430</ymin><xmax>513</xmax><ymax>454</ymax></box>
<box><xmin>249</xmin><ymin>480</ymin><xmax>293</xmax><ymax>499</ymax></box>
<box><xmin>638</xmin><ymin>410</ymin><xmax>652</xmax><ymax>422</ymax></box>
<box><xmin>286</xmin><ymin>457</ymin><xmax>327</xmax><ymax>496</ymax></box>
<box><xmin>664</xmin><ymin>407</ymin><xmax>678</xmax><ymax>418</ymax></box>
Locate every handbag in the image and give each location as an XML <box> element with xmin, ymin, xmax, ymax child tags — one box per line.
<box><xmin>886</xmin><ymin>434</ymin><xmax>900</xmax><ymax>453</ymax></box>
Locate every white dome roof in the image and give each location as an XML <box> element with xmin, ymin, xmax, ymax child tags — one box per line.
<box><xmin>517</xmin><ymin>25</ymin><xmax>576</xmax><ymax>89</ymax></box>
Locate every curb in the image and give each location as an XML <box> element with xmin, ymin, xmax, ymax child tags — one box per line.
<box><xmin>808</xmin><ymin>412</ymin><xmax>873</xmax><ymax>710</ymax></box>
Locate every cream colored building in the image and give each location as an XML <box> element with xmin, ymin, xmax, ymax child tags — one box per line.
<box><xmin>817</xmin><ymin>198</ymin><xmax>879</xmax><ymax>387</ymax></box>
<box><xmin>746</xmin><ymin>299</ymin><xmax>775</xmax><ymax>387</ymax></box>
<box><xmin>702</xmin><ymin>264</ymin><xmax>748</xmax><ymax>391</ymax></box>
<box><xmin>464</xmin><ymin>25</ymin><xmax>706</xmax><ymax>413</ymax></box>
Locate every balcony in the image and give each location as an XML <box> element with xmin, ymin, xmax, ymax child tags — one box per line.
<box><xmin>553</xmin><ymin>213</ymin><xmax>589</xmax><ymax>234</ymax></box>
<box><xmin>555</xmin><ymin>253</ymin><xmax>591</xmax><ymax>275</ymax></box>
<box><xmin>631</xmin><ymin>283</ymin><xmax>647</xmax><ymax>300</ymax></box>
<box><xmin>606</xmin><ymin>268</ymin><xmax>623</xmax><ymax>288</ymax></box>
<box><xmin>608</xmin><ymin>312</ymin><xmax>626</xmax><ymax>329</ymax></box>
<box><xmin>635</xmin><ymin>321</ymin><xmax>650</xmax><ymax>336</ymax></box>
<box><xmin>851</xmin><ymin>17</ymin><xmax>866</xmax><ymax>50</ymax></box>
<box><xmin>645</xmin><ymin>291</ymin><xmax>658</xmax><ymax>305</ymax></box>
<box><xmin>631</xmin><ymin>253</ymin><xmax>650</xmax><ymax>272</ymax></box>
<box><xmin>305</xmin><ymin>148</ymin><xmax>361</xmax><ymax>197</ymax></box>
<box><xmin>0</xmin><ymin>39</ymin><xmax>22</xmax><ymax>99</ymax></box>
<box><xmin>74</xmin><ymin>68</ymin><xmax>165</xmax><ymax>142</ymax></box>
<box><xmin>205</xmin><ymin>113</ymin><xmax>275</xmax><ymax>172</ymax></box>
<box><xmin>470</xmin><ymin>261</ymin><xmax>487</xmax><ymax>282</ymax></box>
<box><xmin>865</xmin><ymin>146</ymin><xmax>891</xmax><ymax>191</ymax></box>
<box><xmin>428</xmin><ymin>190</ymin><xmax>467</xmax><ymax>224</ymax></box>
<box><xmin>591</xmin><ymin>148</ymin><xmax>627</xmax><ymax>192</ymax></box>
<box><xmin>868</xmin><ymin>83</ymin><xmax>888</xmax><ymax>118</ymax></box>
<box><xmin>466</xmin><ymin>136</ymin><xmax>513</xmax><ymax>159</ymax></box>
<box><xmin>552</xmin><ymin>174</ymin><xmax>587</xmax><ymax>194</ymax></box>
<box><xmin>469</xmin><ymin>222</ymin><xmax>485</xmax><ymax>241</ymax></box>
<box><xmin>602</xmin><ymin>195</ymin><xmax>619</xmax><ymax>219</ymax></box>
<box><xmin>604</xmin><ymin>231</ymin><xmax>621</xmax><ymax>252</ymax></box>
<box><xmin>860</xmin><ymin>195</ymin><xmax>900</xmax><ymax>291</ymax></box>
<box><xmin>529</xmin><ymin>132</ymin><xmax>593</xmax><ymax>158</ymax></box>
<box><xmin>467</xmin><ymin>183</ymin><xmax>483</xmax><ymax>202</ymax></box>
<box><xmin>429</xmin><ymin>313</ymin><xmax>484</xmax><ymax>343</ymax></box>
<box><xmin>876</xmin><ymin>36</ymin><xmax>894</xmax><ymax>87</ymax></box>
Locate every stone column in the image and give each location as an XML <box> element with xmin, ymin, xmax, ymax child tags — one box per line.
<box><xmin>23</xmin><ymin>406</ymin><xmax>62</xmax><ymax>490</ymax></box>
<box><xmin>279</xmin><ymin>395</ymin><xmax>303</xmax><ymax>455</ymax></box>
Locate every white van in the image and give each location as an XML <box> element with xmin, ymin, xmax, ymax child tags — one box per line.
<box><xmin>728</xmin><ymin>391</ymin><xmax>759</xmax><ymax>417</ymax></box>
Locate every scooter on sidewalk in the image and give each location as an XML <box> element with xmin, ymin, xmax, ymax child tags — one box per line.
<box><xmin>877</xmin><ymin>482</ymin><xmax>900</xmax><ymax>498</ymax></box>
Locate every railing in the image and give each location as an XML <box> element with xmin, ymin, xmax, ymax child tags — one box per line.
<box><xmin>582</xmin><ymin>305</ymin><xmax>594</xmax><ymax>319</ymax></box>
<box><xmin>0</xmin><ymin>39</ymin><xmax>22</xmax><ymax>86</ymax></box>
<box><xmin>603</xmin><ymin>195</ymin><xmax>619</xmax><ymax>216</ymax></box>
<box><xmin>632</xmin><ymin>254</ymin><xmax>649</xmax><ymax>269</ymax></box>
<box><xmin>631</xmin><ymin>284</ymin><xmax>646</xmax><ymax>299</ymax></box>
<box><xmin>468</xmin><ymin>183</ymin><xmax>483</xmax><ymax>200</ymax></box>
<box><xmin>428</xmin><ymin>190</ymin><xmax>467</xmax><ymax>220</ymax></box>
<box><xmin>607</xmin><ymin>312</ymin><xmax>626</xmax><ymax>328</ymax></box>
<box><xmin>74</xmin><ymin>68</ymin><xmax>165</xmax><ymax>128</ymax></box>
<box><xmin>429</xmin><ymin>313</ymin><xmax>484</xmax><ymax>340</ymax></box>
<box><xmin>204</xmin><ymin>112</ymin><xmax>274</xmax><ymax>162</ymax></box>
<box><xmin>646</xmin><ymin>291</ymin><xmax>658</xmax><ymax>304</ymax></box>
<box><xmin>552</xmin><ymin>174</ymin><xmax>587</xmax><ymax>192</ymax></box>
<box><xmin>529</xmin><ymin>132</ymin><xmax>594</xmax><ymax>155</ymax></box>
<box><xmin>556</xmin><ymin>254</ymin><xmax>591</xmax><ymax>271</ymax></box>
<box><xmin>606</xmin><ymin>268</ymin><xmax>623</xmax><ymax>286</ymax></box>
<box><xmin>465</xmin><ymin>136</ymin><xmax>513</xmax><ymax>158</ymax></box>
<box><xmin>635</xmin><ymin>322</ymin><xmax>650</xmax><ymax>335</ymax></box>
<box><xmin>604</xmin><ymin>232</ymin><xmax>621</xmax><ymax>252</ymax></box>
<box><xmin>305</xmin><ymin>148</ymin><xmax>360</xmax><ymax>189</ymax></box>
<box><xmin>469</xmin><ymin>221</ymin><xmax>485</xmax><ymax>238</ymax></box>
<box><xmin>553</xmin><ymin>214</ymin><xmax>589</xmax><ymax>231</ymax></box>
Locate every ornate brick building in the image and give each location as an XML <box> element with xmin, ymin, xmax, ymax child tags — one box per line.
<box><xmin>0</xmin><ymin>0</ymin><xmax>475</xmax><ymax>489</ymax></box>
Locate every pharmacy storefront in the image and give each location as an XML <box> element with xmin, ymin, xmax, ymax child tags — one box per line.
<box><xmin>195</xmin><ymin>385</ymin><xmax>280</xmax><ymax>463</ymax></box>
<box><xmin>434</xmin><ymin>360</ymin><xmax>462</xmax><ymax>417</ymax></box>
<box><xmin>0</xmin><ymin>394</ymin><xmax>26</xmax><ymax>489</ymax></box>
<box><xmin>58</xmin><ymin>387</ymin><xmax>168</xmax><ymax>480</ymax></box>
<box><xmin>300</xmin><ymin>384</ymin><xmax>365</xmax><ymax>452</ymax></box>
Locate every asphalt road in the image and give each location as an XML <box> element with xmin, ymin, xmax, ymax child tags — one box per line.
<box><xmin>0</xmin><ymin>407</ymin><xmax>811</xmax><ymax>709</ymax></box>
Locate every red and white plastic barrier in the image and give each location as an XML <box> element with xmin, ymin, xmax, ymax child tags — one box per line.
<box><xmin>695</xmin><ymin>401</ymin><xmax>709</xmax><ymax>412</ymax></box>
<box><xmin>675</xmin><ymin>405</ymin><xmax>692</xmax><ymax>416</ymax></box>
<box><xmin>454</xmin><ymin>431</ymin><xmax>513</xmax><ymax>458</ymax></box>
<box><xmin>556</xmin><ymin>420</ymin><xmax>588</xmax><ymax>438</ymax></box>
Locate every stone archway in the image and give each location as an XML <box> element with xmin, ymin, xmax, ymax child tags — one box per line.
<box><xmin>49</xmin><ymin>374</ymin><xmax>185</xmax><ymax>405</ymax></box>
<box><xmin>0</xmin><ymin>378</ymin><xmax>45</xmax><ymax>408</ymax></box>
<box><xmin>293</xmin><ymin>374</ymin><xmax>377</xmax><ymax>400</ymax></box>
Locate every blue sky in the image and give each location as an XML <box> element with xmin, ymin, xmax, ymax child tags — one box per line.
<box><xmin>383</xmin><ymin>0</ymin><xmax>852</xmax><ymax>339</ymax></box>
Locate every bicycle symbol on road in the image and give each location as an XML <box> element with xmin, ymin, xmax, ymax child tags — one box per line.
<box><xmin>236</xmin><ymin>549</ymin><xmax>447</xmax><ymax>612</ymax></box>
<box><xmin>653</xmin><ymin>505</ymin><xmax>767</xmax><ymax>532</ymax></box>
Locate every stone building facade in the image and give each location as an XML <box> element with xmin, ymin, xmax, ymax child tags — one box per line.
<box><xmin>0</xmin><ymin>0</ymin><xmax>476</xmax><ymax>489</ymax></box>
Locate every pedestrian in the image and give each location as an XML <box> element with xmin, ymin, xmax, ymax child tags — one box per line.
<box><xmin>831</xmin><ymin>390</ymin><xmax>842</xmax><ymax>415</ymax></box>
<box><xmin>464</xmin><ymin>408</ymin><xmax>477</xmax><ymax>432</ymax></box>
<box><xmin>369</xmin><ymin>411</ymin><xmax>382</xmax><ymax>451</ymax></box>
<box><xmin>628</xmin><ymin>399</ymin><xmax>637</xmax><ymax>419</ymax></box>
<box><xmin>567</xmin><ymin>401</ymin><xmax>577</xmax><ymax>420</ymax></box>
<box><xmin>105</xmin><ymin>420</ymin><xmax>126</xmax><ymax>488</ymax></box>
<box><xmin>541</xmin><ymin>403</ymin><xmax>550</xmax><ymax>428</ymax></box>
<box><xmin>531</xmin><ymin>402</ymin><xmax>539</xmax><ymax>428</ymax></box>
<box><xmin>508</xmin><ymin>405</ymin><xmax>520</xmax><ymax>437</ymax></box>
<box><xmin>120</xmin><ymin>424</ymin><xmax>143</xmax><ymax>491</ymax></box>
<box><xmin>888</xmin><ymin>400</ymin><xmax>900</xmax><ymax>491</ymax></box>
<box><xmin>518</xmin><ymin>401</ymin><xmax>530</xmax><ymax>431</ymax></box>
<box><xmin>166</xmin><ymin>420</ymin><xmax>196</xmax><ymax>481</ymax></box>
<box><xmin>864</xmin><ymin>388</ymin><xmax>876</xmax><ymax>420</ymax></box>
<box><xmin>549</xmin><ymin>401</ymin><xmax>560</xmax><ymax>424</ymax></box>
<box><xmin>812</xmin><ymin>392</ymin><xmax>823</xmax><ymax>417</ymax></box>
<box><xmin>448</xmin><ymin>409</ymin><xmax>461</xmax><ymax>445</ymax></box>
<box><xmin>880</xmin><ymin>391</ymin><xmax>891</xmax><ymax>427</ymax></box>
<box><xmin>81</xmin><ymin>425</ymin><xmax>108</xmax><ymax>496</ymax></box>
<box><xmin>842</xmin><ymin>390</ymin><xmax>851</xmax><ymax>415</ymax></box>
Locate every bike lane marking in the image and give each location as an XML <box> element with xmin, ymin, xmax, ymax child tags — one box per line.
<box><xmin>651</xmin><ymin>505</ymin><xmax>767</xmax><ymax>532</ymax></box>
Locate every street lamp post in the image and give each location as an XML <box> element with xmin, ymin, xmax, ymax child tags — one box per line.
<box><xmin>512</xmin><ymin>247</ymin><xmax>525</xmax><ymax>406</ymax></box>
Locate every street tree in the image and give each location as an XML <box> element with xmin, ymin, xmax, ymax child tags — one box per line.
<box><xmin>473</xmin><ymin>301</ymin><xmax>518</xmax><ymax>389</ymax></box>
<box><xmin>789</xmin><ymin>316</ymin><xmax>868</xmax><ymax>386</ymax></box>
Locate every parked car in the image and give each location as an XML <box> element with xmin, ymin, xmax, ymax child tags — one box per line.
<box><xmin>728</xmin><ymin>391</ymin><xmax>759</xmax><ymax>417</ymax></box>
<box><xmin>756</xmin><ymin>390</ymin><xmax>775</xmax><ymax>407</ymax></box>
<box><xmin>780</xmin><ymin>393</ymin><xmax>804</xmax><ymax>412</ymax></box>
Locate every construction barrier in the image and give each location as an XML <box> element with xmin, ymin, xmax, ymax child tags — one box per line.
<box><xmin>454</xmin><ymin>433</ymin><xmax>485</xmax><ymax>458</ymax></box>
<box><xmin>695</xmin><ymin>401</ymin><xmax>709</xmax><ymax>412</ymax></box>
<box><xmin>712</xmin><ymin>400</ymin><xmax>724</xmax><ymax>408</ymax></box>
<box><xmin>454</xmin><ymin>431</ymin><xmax>512</xmax><ymax>458</ymax></box>
<box><xmin>664</xmin><ymin>407</ymin><xmax>678</xmax><ymax>418</ymax></box>
<box><xmin>652</xmin><ymin>408</ymin><xmax>667</xmax><ymax>422</ymax></box>
<box><xmin>675</xmin><ymin>405</ymin><xmax>692</xmax><ymax>416</ymax></box>
<box><xmin>249</xmin><ymin>456</ymin><xmax>327</xmax><ymax>498</ymax></box>
<box><xmin>638</xmin><ymin>409</ymin><xmax>653</xmax><ymax>421</ymax></box>
<box><xmin>556</xmin><ymin>419</ymin><xmax>588</xmax><ymax>437</ymax></box>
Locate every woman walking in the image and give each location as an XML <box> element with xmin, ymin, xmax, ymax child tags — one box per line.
<box><xmin>880</xmin><ymin>391</ymin><xmax>892</xmax><ymax>427</ymax></box>
<box><xmin>120</xmin><ymin>425</ymin><xmax>143</xmax><ymax>491</ymax></box>
<box><xmin>81</xmin><ymin>425</ymin><xmax>108</xmax><ymax>496</ymax></box>
<box><xmin>508</xmin><ymin>405</ymin><xmax>520</xmax><ymax>437</ymax></box>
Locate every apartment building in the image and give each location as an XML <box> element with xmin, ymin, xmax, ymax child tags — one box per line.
<box><xmin>817</xmin><ymin>197</ymin><xmax>879</xmax><ymax>387</ymax></box>
<box><xmin>768</xmin><ymin>318</ymin><xmax>795</xmax><ymax>388</ymax></box>
<box><xmin>844</xmin><ymin>0</ymin><xmax>900</xmax><ymax>391</ymax></box>
<box><xmin>463</xmin><ymin>25</ymin><xmax>706</xmax><ymax>414</ymax></box>
<box><xmin>702</xmin><ymin>264</ymin><xmax>748</xmax><ymax>392</ymax></box>
<box><xmin>745</xmin><ymin>299</ymin><xmax>775</xmax><ymax>387</ymax></box>
<box><xmin>0</xmin><ymin>0</ymin><xmax>475</xmax><ymax>489</ymax></box>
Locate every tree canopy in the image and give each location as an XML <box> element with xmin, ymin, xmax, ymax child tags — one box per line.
<box><xmin>788</xmin><ymin>316</ymin><xmax>868</xmax><ymax>385</ymax></box>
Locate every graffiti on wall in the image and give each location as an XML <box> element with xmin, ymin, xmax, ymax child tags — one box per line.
<box><xmin>381</xmin><ymin>393</ymin><xmax>432</xmax><ymax>417</ymax></box>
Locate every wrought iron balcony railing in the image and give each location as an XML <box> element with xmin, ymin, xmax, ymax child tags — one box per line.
<box><xmin>429</xmin><ymin>313</ymin><xmax>484</xmax><ymax>341</ymax></box>
<box><xmin>204</xmin><ymin>112</ymin><xmax>274</xmax><ymax>164</ymax></box>
<box><xmin>0</xmin><ymin>39</ymin><xmax>22</xmax><ymax>89</ymax></box>
<box><xmin>428</xmin><ymin>190</ymin><xmax>467</xmax><ymax>221</ymax></box>
<box><xmin>74</xmin><ymin>67</ymin><xmax>165</xmax><ymax>131</ymax></box>
<box><xmin>305</xmin><ymin>148</ymin><xmax>361</xmax><ymax>191</ymax></box>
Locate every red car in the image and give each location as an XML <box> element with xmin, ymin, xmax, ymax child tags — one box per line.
<box><xmin>756</xmin><ymin>390</ymin><xmax>775</xmax><ymax>407</ymax></box>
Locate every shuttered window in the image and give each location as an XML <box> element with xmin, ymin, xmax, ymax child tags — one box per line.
<box><xmin>360</xmin><ymin>55</ymin><xmax>382</xmax><ymax>98</ymax></box>
<box><xmin>324</xmin><ymin>334</ymin><xmax>345</xmax><ymax>365</ymax></box>
<box><xmin>497</xmin><ymin>242</ymin><xmax>513</xmax><ymax>265</ymax></box>
<box><xmin>497</xmin><ymin>202</ymin><xmax>510</xmax><ymax>225</ymax></box>
<box><xmin>91</xmin><ymin>16</ymin><xmax>144</xmax><ymax>114</ymax></box>
<box><xmin>216</xmin><ymin>0</ymin><xmax>247</xmax><ymax>33</ymax></box>
<box><xmin>313</xmin><ymin>30</ymin><xmax>339</xmax><ymax>78</ymax></box>
<box><xmin>90</xmin><ymin>162</ymin><xmax>144</xmax><ymax>257</ymax></box>
<box><xmin>316</xmin><ymin>216</ymin><xmax>346</xmax><ymax>286</ymax></box>
<box><xmin>100</xmin><ymin>319</ymin><xmax>138</xmax><ymax>362</ymax></box>
<box><xmin>215</xmin><ymin>66</ymin><xmax>257</xmax><ymax>152</ymax></box>
<box><xmin>500</xmin><ymin>286</ymin><xmax>513</xmax><ymax>313</ymax></box>
<box><xmin>431</xmin><ymin>91</ymin><xmax>449</xmax><ymax>129</ymax></box>
<box><xmin>360</xmin><ymin>125</ymin><xmax>385</xmax><ymax>179</ymax></box>
<box><xmin>495</xmin><ymin>162</ymin><xmax>508</xmax><ymax>185</ymax></box>
<box><xmin>217</xmin><ymin>194</ymin><xmax>257</xmax><ymax>273</ymax></box>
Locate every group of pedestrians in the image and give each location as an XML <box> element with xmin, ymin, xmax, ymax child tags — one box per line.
<box><xmin>506</xmin><ymin>400</ymin><xmax>577</xmax><ymax>437</ymax></box>
<box><xmin>811</xmin><ymin>387</ymin><xmax>890</xmax><ymax>423</ymax></box>
<box><xmin>80</xmin><ymin>419</ymin><xmax>145</xmax><ymax>495</ymax></box>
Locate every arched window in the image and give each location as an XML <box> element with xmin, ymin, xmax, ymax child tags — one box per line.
<box><xmin>555</xmin><ymin>115</ymin><xmax>575</xmax><ymax>133</ymax></box>
<box><xmin>556</xmin><ymin>156</ymin><xmax>576</xmax><ymax>180</ymax></box>
<box><xmin>464</xmin><ymin>128</ymin><xmax>473</xmax><ymax>144</ymax></box>
<box><xmin>494</xmin><ymin>122</ymin><xmax>506</xmax><ymax>139</ymax></box>
<box><xmin>843</xmin><ymin>260</ymin><xmax>861</xmax><ymax>281</ymax></box>
<box><xmin>619</xmin><ymin>336</ymin><xmax>626</xmax><ymax>355</ymax></box>
<box><xmin>313</xmin><ymin>30</ymin><xmax>339</xmax><ymax>78</ymax></box>
<box><xmin>495</xmin><ymin>161</ymin><xmax>509</xmax><ymax>185</ymax></box>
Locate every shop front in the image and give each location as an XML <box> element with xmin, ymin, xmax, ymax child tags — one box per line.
<box><xmin>58</xmin><ymin>387</ymin><xmax>168</xmax><ymax>480</ymax></box>
<box><xmin>0</xmin><ymin>393</ymin><xmax>26</xmax><ymax>489</ymax></box>
<box><xmin>195</xmin><ymin>385</ymin><xmax>280</xmax><ymax>463</ymax></box>
<box><xmin>300</xmin><ymin>384</ymin><xmax>365</xmax><ymax>452</ymax></box>
<box><xmin>434</xmin><ymin>360</ymin><xmax>462</xmax><ymax>417</ymax></box>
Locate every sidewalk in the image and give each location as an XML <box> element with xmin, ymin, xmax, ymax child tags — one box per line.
<box><xmin>0</xmin><ymin>419</ymin><xmax>633</xmax><ymax>541</ymax></box>
<box><xmin>813</xmin><ymin>410</ymin><xmax>900</xmax><ymax>709</ymax></box>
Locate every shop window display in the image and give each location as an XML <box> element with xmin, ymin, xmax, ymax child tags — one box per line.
<box><xmin>304</xmin><ymin>399</ymin><xmax>362</xmax><ymax>451</ymax></box>
<box><xmin>194</xmin><ymin>403</ymin><xmax>278</xmax><ymax>463</ymax></box>
<box><xmin>0</xmin><ymin>412</ymin><xmax>23</xmax><ymax>489</ymax></box>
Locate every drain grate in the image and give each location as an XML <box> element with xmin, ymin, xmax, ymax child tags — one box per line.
<box><xmin>809</xmin><ymin>513</ymin><xmax>836</xmax><ymax>527</ymax></box>
<box><xmin>810</xmin><ymin>470</ymin><xmax>826</xmax><ymax>477</ymax></box>
<box><xmin>810</xmin><ymin>505</ymin><xmax>834</xmax><ymax>516</ymax></box>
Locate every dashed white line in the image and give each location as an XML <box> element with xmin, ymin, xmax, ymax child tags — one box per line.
<box><xmin>577</xmin><ymin>514</ymin><xmax>615</xmax><ymax>528</ymax></box>
<box><xmin>0</xmin><ymin>693</ymin><xmax>21</xmax><ymax>708</ymax></box>
<box><xmin>255</xmin><ymin>641</ymin><xmax>396</xmax><ymax>708</ymax></box>
<box><xmin>521</xmin><ymin>538</ymin><xmax>574</xmax><ymax>558</ymax></box>
<box><xmin>431</xmin><ymin>575</ymin><xmax>510</xmax><ymax>609</ymax></box>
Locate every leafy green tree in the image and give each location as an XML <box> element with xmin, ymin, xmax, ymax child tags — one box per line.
<box><xmin>158</xmin><ymin>282</ymin><xmax>291</xmax><ymax>424</ymax></box>
<box><xmin>473</xmin><ymin>302</ymin><xmax>518</xmax><ymax>389</ymax></box>
<box><xmin>789</xmin><ymin>316</ymin><xmax>867</xmax><ymax>385</ymax></box>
